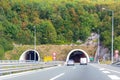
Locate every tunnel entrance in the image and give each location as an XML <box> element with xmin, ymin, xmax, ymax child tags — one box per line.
<box><xmin>19</xmin><ymin>49</ymin><xmax>40</xmax><ymax>61</ymax></box>
<box><xmin>25</xmin><ymin>51</ymin><xmax>38</xmax><ymax>61</ymax></box>
<box><xmin>66</xmin><ymin>49</ymin><xmax>90</xmax><ymax>63</ymax></box>
<box><xmin>69</xmin><ymin>51</ymin><xmax>86</xmax><ymax>63</ymax></box>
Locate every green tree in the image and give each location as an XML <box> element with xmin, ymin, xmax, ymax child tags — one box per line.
<box><xmin>101</xmin><ymin>31</ymin><xmax>111</xmax><ymax>48</ymax></box>
<box><xmin>37</xmin><ymin>20</ymin><xmax>57</xmax><ymax>44</ymax></box>
<box><xmin>16</xmin><ymin>29</ymin><xmax>33</xmax><ymax>44</ymax></box>
<box><xmin>114</xmin><ymin>36</ymin><xmax>120</xmax><ymax>54</ymax></box>
<box><xmin>3</xmin><ymin>21</ymin><xmax>20</xmax><ymax>39</ymax></box>
<box><xmin>0</xmin><ymin>37</ymin><xmax>13</xmax><ymax>51</ymax></box>
<box><xmin>0</xmin><ymin>22</ymin><xmax>4</xmax><ymax>37</ymax></box>
<box><xmin>0</xmin><ymin>45</ymin><xmax>4</xmax><ymax>59</ymax></box>
<box><xmin>0</xmin><ymin>0</ymin><xmax>120</xmax><ymax>50</ymax></box>
<box><xmin>65</xmin><ymin>30</ymin><xmax>73</xmax><ymax>42</ymax></box>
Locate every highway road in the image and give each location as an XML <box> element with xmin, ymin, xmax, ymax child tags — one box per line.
<box><xmin>0</xmin><ymin>63</ymin><xmax>120</xmax><ymax>80</ymax></box>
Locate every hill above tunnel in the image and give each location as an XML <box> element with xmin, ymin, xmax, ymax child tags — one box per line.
<box><xmin>5</xmin><ymin>44</ymin><xmax>96</xmax><ymax>61</ymax></box>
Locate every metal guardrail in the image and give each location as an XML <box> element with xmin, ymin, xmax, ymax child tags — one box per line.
<box><xmin>0</xmin><ymin>60</ymin><xmax>64</xmax><ymax>76</ymax></box>
<box><xmin>0</xmin><ymin>60</ymin><xmax>38</xmax><ymax>64</ymax></box>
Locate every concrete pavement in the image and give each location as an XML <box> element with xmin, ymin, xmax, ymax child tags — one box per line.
<box><xmin>0</xmin><ymin>63</ymin><xmax>120</xmax><ymax>80</ymax></box>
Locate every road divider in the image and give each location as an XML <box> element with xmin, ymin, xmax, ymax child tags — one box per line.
<box><xmin>0</xmin><ymin>60</ymin><xmax>64</xmax><ymax>76</ymax></box>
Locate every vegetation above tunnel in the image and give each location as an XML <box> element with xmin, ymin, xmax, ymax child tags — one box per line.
<box><xmin>0</xmin><ymin>0</ymin><xmax>120</xmax><ymax>59</ymax></box>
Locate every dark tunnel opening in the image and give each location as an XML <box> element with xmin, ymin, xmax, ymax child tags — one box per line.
<box><xmin>69</xmin><ymin>51</ymin><xmax>87</xmax><ymax>63</ymax></box>
<box><xmin>25</xmin><ymin>51</ymin><xmax>38</xmax><ymax>61</ymax></box>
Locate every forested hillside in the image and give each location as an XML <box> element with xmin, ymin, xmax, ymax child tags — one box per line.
<box><xmin>0</xmin><ymin>0</ymin><xmax>120</xmax><ymax>59</ymax></box>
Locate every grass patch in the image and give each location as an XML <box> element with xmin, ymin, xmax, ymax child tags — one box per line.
<box><xmin>100</xmin><ymin>60</ymin><xmax>111</xmax><ymax>64</ymax></box>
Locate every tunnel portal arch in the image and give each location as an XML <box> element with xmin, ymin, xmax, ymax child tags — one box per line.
<box><xmin>19</xmin><ymin>49</ymin><xmax>40</xmax><ymax>61</ymax></box>
<box><xmin>66</xmin><ymin>49</ymin><xmax>90</xmax><ymax>63</ymax></box>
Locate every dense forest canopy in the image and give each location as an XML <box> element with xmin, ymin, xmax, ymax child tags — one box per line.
<box><xmin>0</xmin><ymin>0</ymin><xmax>120</xmax><ymax>58</ymax></box>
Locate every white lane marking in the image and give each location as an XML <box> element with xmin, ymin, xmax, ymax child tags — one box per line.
<box><xmin>90</xmin><ymin>64</ymin><xmax>120</xmax><ymax>74</ymax></box>
<box><xmin>106</xmin><ymin>68</ymin><xmax>120</xmax><ymax>74</ymax></box>
<box><xmin>108</xmin><ymin>75</ymin><xmax>120</xmax><ymax>80</ymax></box>
<box><xmin>102</xmin><ymin>71</ymin><xmax>110</xmax><ymax>74</ymax></box>
<box><xmin>49</xmin><ymin>73</ymin><xmax>64</xmax><ymax>80</ymax></box>
<box><xmin>58</xmin><ymin>64</ymin><xmax>62</xmax><ymax>66</ymax></box>
<box><xmin>99</xmin><ymin>68</ymin><xmax>105</xmax><ymax>71</ymax></box>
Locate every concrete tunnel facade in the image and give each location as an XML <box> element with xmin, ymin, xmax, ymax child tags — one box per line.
<box><xmin>66</xmin><ymin>49</ymin><xmax>90</xmax><ymax>63</ymax></box>
<box><xmin>19</xmin><ymin>49</ymin><xmax>40</xmax><ymax>61</ymax></box>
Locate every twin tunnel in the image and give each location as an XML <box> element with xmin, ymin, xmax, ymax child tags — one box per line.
<box><xmin>19</xmin><ymin>49</ymin><xmax>90</xmax><ymax>63</ymax></box>
<box><xmin>66</xmin><ymin>49</ymin><xmax>90</xmax><ymax>63</ymax></box>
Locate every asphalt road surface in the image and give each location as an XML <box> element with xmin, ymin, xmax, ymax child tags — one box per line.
<box><xmin>0</xmin><ymin>63</ymin><xmax>120</xmax><ymax>80</ymax></box>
